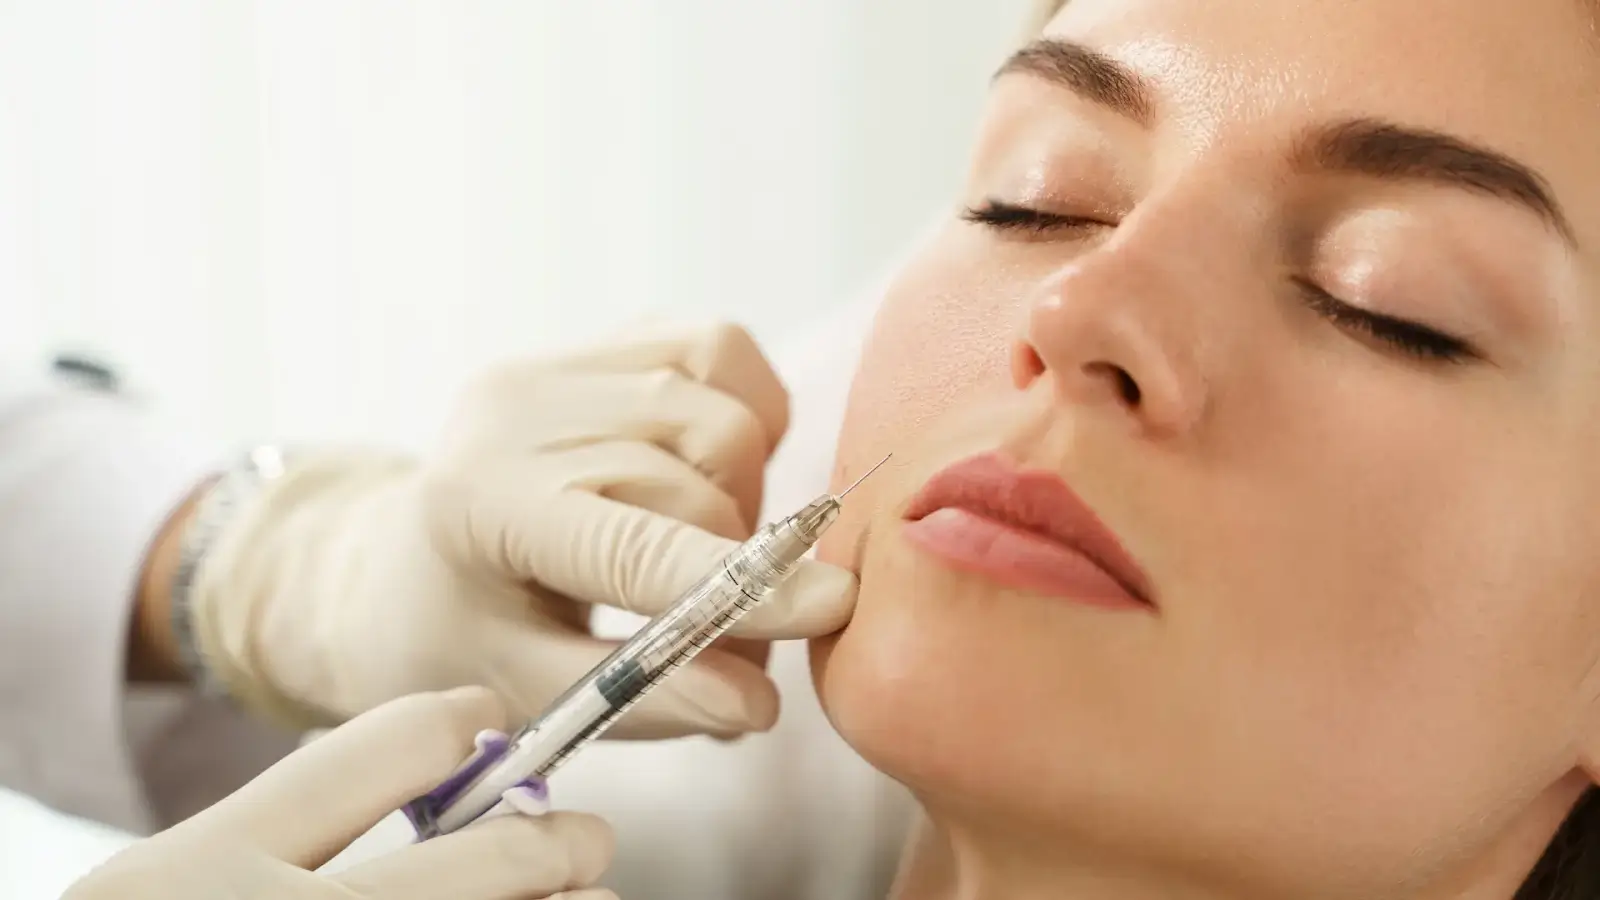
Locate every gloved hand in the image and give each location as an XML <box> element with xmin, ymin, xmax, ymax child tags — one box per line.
<box><xmin>189</xmin><ymin>323</ymin><xmax>857</xmax><ymax>736</ymax></box>
<box><xmin>63</xmin><ymin>687</ymin><xmax>617</xmax><ymax>900</ymax></box>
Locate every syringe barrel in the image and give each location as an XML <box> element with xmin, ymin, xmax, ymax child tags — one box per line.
<box><xmin>523</xmin><ymin>513</ymin><xmax>814</xmax><ymax>771</ymax></box>
<box><xmin>410</xmin><ymin>504</ymin><xmax>829</xmax><ymax>837</ymax></box>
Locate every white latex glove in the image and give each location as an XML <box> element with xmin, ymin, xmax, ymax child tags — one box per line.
<box><xmin>190</xmin><ymin>323</ymin><xmax>858</xmax><ymax>736</ymax></box>
<box><xmin>62</xmin><ymin>687</ymin><xmax>617</xmax><ymax>900</ymax></box>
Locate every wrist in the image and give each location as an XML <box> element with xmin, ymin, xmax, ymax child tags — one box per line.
<box><xmin>129</xmin><ymin>476</ymin><xmax>217</xmax><ymax>683</ymax></box>
<box><xmin>176</xmin><ymin>446</ymin><xmax>302</xmax><ymax>710</ymax></box>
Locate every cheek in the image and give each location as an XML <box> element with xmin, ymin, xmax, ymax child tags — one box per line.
<box><xmin>836</xmin><ymin>271</ymin><xmax>1020</xmax><ymax>473</ymax></box>
<box><xmin>815</xmin><ymin>536</ymin><xmax>1093</xmax><ymax>797</ymax></box>
<box><xmin>819</xmin><ymin>242</ymin><xmax>1027</xmax><ymax>565</ymax></box>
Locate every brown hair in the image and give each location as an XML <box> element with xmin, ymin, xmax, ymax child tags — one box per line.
<box><xmin>1012</xmin><ymin>1</ymin><xmax>1598</xmax><ymax>896</ymax></box>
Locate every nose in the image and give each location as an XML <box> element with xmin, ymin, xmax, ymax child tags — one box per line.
<box><xmin>1012</xmin><ymin>233</ymin><xmax>1209</xmax><ymax>438</ymax></box>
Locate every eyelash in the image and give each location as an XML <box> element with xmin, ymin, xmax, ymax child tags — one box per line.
<box><xmin>963</xmin><ymin>199</ymin><xmax>1479</xmax><ymax>365</ymax></box>
<box><xmin>1292</xmin><ymin>278</ymin><xmax>1477</xmax><ymax>364</ymax></box>
<box><xmin>961</xmin><ymin>199</ymin><xmax>1102</xmax><ymax>235</ymax></box>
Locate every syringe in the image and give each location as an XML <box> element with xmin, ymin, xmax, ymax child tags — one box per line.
<box><xmin>401</xmin><ymin>454</ymin><xmax>891</xmax><ymax>839</ymax></box>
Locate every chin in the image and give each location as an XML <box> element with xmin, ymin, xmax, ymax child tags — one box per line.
<box><xmin>808</xmin><ymin>529</ymin><xmax>1400</xmax><ymax>895</ymax></box>
<box><xmin>809</xmin><ymin>526</ymin><xmax>1110</xmax><ymax>818</ymax></box>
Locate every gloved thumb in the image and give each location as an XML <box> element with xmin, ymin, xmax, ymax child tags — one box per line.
<box><xmin>522</xmin><ymin>489</ymin><xmax>859</xmax><ymax>639</ymax></box>
<box><xmin>175</xmin><ymin>688</ymin><xmax>508</xmax><ymax>870</ymax></box>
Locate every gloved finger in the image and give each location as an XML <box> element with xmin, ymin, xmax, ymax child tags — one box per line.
<box><xmin>699</xmin><ymin>636</ymin><xmax>774</xmax><ymax>744</ymax></box>
<box><xmin>546</xmin><ymin>321</ymin><xmax>790</xmax><ymax>450</ymax></box>
<box><xmin>715</xmin><ymin>635</ymin><xmax>772</xmax><ymax>670</ymax></box>
<box><xmin>329</xmin><ymin>812</ymin><xmax>614</xmax><ymax>900</ymax></box>
<box><xmin>482</xmin><ymin>627</ymin><xmax>780</xmax><ymax>737</ymax></box>
<box><xmin>551</xmin><ymin>440</ymin><xmax>749</xmax><ymax>541</ymax></box>
<box><xmin>448</xmin><ymin>452</ymin><xmax>857</xmax><ymax>636</ymax></box>
<box><xmin>180</xmin><ymin>687</ymin><xmax>507</xmax><ymax>870</ymax></box>
<box><xmin>617</xmin><ymin>370</ymin><xmax>770</xmax><ymax>530</ymax></box>
<box><xmin>441</xmin><ymin>442</ymin><xmax>748</xmax><ymax>586</ymax></box>
<box><xmin>530</xmin><ymin>489</ymin><xmax>859</xmax><ymax>638</ymax></box>
<box><xmin>451</xmin><ymin>371</ymin><xmax>771</xmax><ymax>531</ymax></box>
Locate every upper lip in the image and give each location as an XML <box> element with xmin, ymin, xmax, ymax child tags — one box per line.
<box><xmin>902</xmin><ymin>452</ymin><xmax>1154</xmax><ymax>605</ymax></box>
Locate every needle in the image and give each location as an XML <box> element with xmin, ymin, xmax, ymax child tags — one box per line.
<box><xmin>838</xmin><ymin>453</ymin><xmax>892</xmax><ymax>500</ymax></box>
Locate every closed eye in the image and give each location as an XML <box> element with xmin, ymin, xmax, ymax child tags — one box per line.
<box><xmin>1293</xmin><ymin>278</ymin><xmax>1479</xmax><ymax>365</ymax></box>
<box><xmin>962</xmin><ymin>199</ymin><xmax>1104</xmax><ymax>236</ymax></box>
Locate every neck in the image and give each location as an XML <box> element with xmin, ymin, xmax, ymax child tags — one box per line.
<box><xmin>885</xmin><ymin>810</ymin><xmax>1235</xmax><ymax>900</ymax></box>
<box><xmin>884</xmin><ymin>788</ymin><xmax>1574</xmax><ymax>900</ymax></box>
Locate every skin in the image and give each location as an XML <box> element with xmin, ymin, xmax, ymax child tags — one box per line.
<box><xmin>811</xmin><ymin>1</ymin><xmax>1600</xmax><ymax>898</ymax></box>
<box><xmin>129</xmin><ymin>482</ymin><xmax>206</xmax><ymax>683</ymax></box>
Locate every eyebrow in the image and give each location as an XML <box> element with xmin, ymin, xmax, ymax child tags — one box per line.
<box><xmin>996</xmin><ymin>39</ymin><xmax>1574</xmax><ymax>245</ymax></box>
<box><xmin>996</xmin><ymin>38</ymin><xmax>1154</xmax><ymax>126</ymax></box>
<box><xmin>1292</xmin><ymin>119</ymin><xmax>1574</xmax><ymax>244</ymax></box>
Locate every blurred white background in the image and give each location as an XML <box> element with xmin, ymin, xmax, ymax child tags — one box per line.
<box><xmin>0</xmin><ymin>0</ymin><xmax>1034</xmax><ymax>451</ymax></box>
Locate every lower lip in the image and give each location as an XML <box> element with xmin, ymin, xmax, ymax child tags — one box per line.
<box><xmin>900</xmin><ymin>508</ymin><xmax>1148</xmax><ymax>611</ymax></box>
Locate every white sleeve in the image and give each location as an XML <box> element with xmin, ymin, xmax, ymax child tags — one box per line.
<box><xmin>0</xmin><ymin>371</ymin><xmax>295</xmax><ymax>834</ymax></box>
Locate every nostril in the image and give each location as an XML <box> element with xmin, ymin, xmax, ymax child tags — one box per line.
<box><xmin>1010</xmin><ymin>341</ymin><xmax>1047</xmax><ymax>389</ymax></box>
<box><xmin>1115</xmin><ymin>368</ymin><xmax>1141</xmax><ymax>406</ymax></box>
<box><xmin>1083</xmin><ymin>361</ymin><xmax>1141</xmax><ymax>406</ymax></box>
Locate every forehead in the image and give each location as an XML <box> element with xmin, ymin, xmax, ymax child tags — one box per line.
<box><xmin>1045</xmin><ymin>0</ymin><xmax>1600</xmax><ymax>242</ymax></box>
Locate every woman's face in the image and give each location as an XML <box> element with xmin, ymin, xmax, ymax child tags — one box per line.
<box><xmin>814</xmin><ymin>0</ymin><xmax>1600</xmax><ymax>895</ymax></box>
